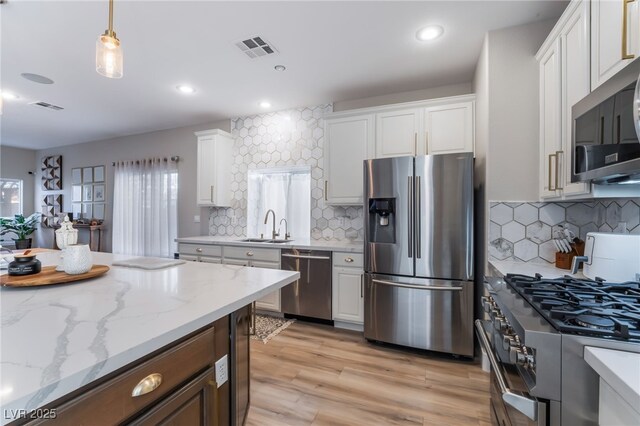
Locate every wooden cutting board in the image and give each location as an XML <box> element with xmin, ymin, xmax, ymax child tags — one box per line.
<box><xmin>1</xmin><ymin>265</ymin><xmax>110</xmax><ymax>287</ymax></box>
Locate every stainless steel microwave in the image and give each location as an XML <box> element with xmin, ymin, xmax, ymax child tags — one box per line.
<box><xmin>572</xmin><ymin>57</ymin><xmax>640</xmax><ymax>184</ymax></box>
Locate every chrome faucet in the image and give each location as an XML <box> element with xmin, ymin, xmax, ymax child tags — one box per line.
<box><xmin>264</xmin><ymin>209</ymin><xmax>279</xmax><ymax>240</ymax></box>
<box><xmin>279</xmin><ymin>218</ymin><xmax>290</xmax><ymax>240</ymax></box>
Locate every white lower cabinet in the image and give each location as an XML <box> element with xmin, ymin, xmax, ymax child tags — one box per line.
<box><xmin>251</xmin><ymin>260</ymin><xmax>282</xmax><ymax>312</ymax></box>
<box><xmin>332</xmin><ymin>252</ymin><xmax>364</xmax><ymax>326</ymax></box>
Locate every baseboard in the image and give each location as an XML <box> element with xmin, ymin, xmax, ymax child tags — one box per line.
<box><xmin>333</xmin><ymin>320</ymin><xmax>364</xmax><ymax>332</ymax></box>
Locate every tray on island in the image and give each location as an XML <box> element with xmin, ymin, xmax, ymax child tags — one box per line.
<box><xmin>1</xmin><ymin>265</ymin><xmax>110</xmax><ymax>287</ymax></box>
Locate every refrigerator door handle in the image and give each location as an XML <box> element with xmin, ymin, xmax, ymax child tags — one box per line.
<box><xmin>407</xmin><ymin>176</ymin><xmax>413</xmax><ymax>258</ymax></box>
<box><xmin>416</xmin><ymin>175</ymin><xmax>421</xmax><ymax>259</ymax></box>
<box><xmin>371</xmin><ymin>279</ymin><xmax>463</xmax><ymax>291</ymax></box>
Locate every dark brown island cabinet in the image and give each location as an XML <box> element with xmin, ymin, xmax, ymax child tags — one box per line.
<box><xmin>15</xmin><ymin>305</ymin><xmax>252</xmax><ymax>426</ymax></box>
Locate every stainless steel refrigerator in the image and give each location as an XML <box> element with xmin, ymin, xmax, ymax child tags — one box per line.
<box><xmin>363</xmin><ymin>153</ymin><xmax>474</xmax><ymax>357</ymax></box>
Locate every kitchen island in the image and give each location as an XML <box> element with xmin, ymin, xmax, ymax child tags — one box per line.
<box><xmin>0</xmin><ymin>251</ymin><xmax>299</xmax><ymax>425</ymax></box>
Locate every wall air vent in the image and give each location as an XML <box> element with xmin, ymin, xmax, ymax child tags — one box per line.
<box><xmin>29</xmin><ymin>101</ymin><xmax>64</xmax><ymax>111</ymax></box>
<box><xmin>235</xmin><ymin>36</ymin><xmax>278</xmax><ymax>59</ymax></box>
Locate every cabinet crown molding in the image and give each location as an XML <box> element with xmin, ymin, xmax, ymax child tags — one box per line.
<box><xmin>324</xmin><ymin>94</ymin><xmax>476</xmax><ymax>119</ymax></box>
<box><xmin>194</xmin><ymin>128</ymin><xmax>233</xmax><ymax>138</ymax></box>
<box><xmin>535</xmin><ymin>0</ymin><xmax>584</xmax><ymax>60</ymax></box>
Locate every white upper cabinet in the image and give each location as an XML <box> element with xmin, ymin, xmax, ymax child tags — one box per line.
<box><xmin>324</xmin><ymin>95</ymin><xmax>475</xmax><ymax>206</ymax></box>
<box><xmin>324</xmin><ymin>114</ymin><xmax>374</xmax><ymax>205</ymax></box>
<box><xmin>375</xmin><ymin>109</ymin><xmax>423</xmax><ymax>157</ymax></box>
<box><xmin>195</xmin><ymin>129</ymin><xmax>234</xmax><ymax>207</ymax></box>
<box><xmin>424</xmin><ymin>101</ymin><xmax>474</xmax><ymax>155</ymax></box>
<box><xmin>561</xmin><ymin>0</ymin><xmax>591</xmax><ymax>197</ymax></box>
<box><xmin>591</xmin><ymin>0</ymin><xmax>640</xmax><ymax>90</ymax></box>
<box><xmin>539</xmin><ymin>39</ymin><xmax>562</xmax><ymax>199</ymax></box>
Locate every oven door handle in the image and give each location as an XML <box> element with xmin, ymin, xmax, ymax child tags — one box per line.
<box><xmin>474</xmin><ymin>320</ymin><xmax>539</xmax><ymax>421</ymax></box>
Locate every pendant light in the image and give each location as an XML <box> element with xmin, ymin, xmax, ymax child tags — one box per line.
<box><xmin>96</xmin><ymin>0</ymin><xmax>123</xmax><ymax>79</ymax></box>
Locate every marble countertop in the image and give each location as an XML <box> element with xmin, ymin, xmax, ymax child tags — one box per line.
<box><xmin>584</xmin><ymin>346</ymin><xmax>640</xmax><ymax>412</ymax></box>
<box><xmin>175</xmin><ymin>235</ymin><xmax>364</xmax><ymax>253</ymax></box>
<box><xmin>488</xmin><ymin>259</ymin><xmax>585</xmax><ymax>279</ymax></box>
<box><xmin>0</xmin><ymin>251</ymin><xmax>299</xmax><ymax>421</ymax></box>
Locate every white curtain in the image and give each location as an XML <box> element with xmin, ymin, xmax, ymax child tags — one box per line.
<box><xmin>112</xmin><ymin>158</ymin><xmax>178</xmax><ymax>257</ymax></box>
<box><xmin>247</xmin><ymin>168</ymin><xmax>310</xmax><ymax>239</ymax></box>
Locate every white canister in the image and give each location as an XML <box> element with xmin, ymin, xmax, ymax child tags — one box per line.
<box><xmin>63</xmin><ymin>244</ymin><xmax>93</xmax><ymax>275</ymax></box>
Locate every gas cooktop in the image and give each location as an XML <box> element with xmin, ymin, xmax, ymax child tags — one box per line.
<box><xmin>504</xmin><ymin>273</ymin><xmax>640</xmax><ymax>341</ymax></box>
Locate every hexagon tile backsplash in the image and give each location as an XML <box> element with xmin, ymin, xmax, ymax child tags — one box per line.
<box><xmin>208</xmin><ymin>104</ymin><xmax>365</xmax><ymax>241</ymax></box>
<box><xmin>489</xmin><ymin>199</ymin><xmax>640</xmax><ymax>263</ymax></box>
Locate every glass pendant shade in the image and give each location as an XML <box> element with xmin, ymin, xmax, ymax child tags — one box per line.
<box><xmin>96</xmin><ymin>34</ymin><xmax>123</xmax><ymax>79</ymax></box>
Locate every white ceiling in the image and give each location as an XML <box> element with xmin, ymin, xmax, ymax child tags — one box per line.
<box><xmin>1</xmin><ymin>1</ymin><xmax>567</xmax><ymax>150</ymax></box>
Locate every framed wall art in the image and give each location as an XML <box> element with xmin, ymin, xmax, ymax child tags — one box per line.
<box><xmin>41</xmin><ymin>155</ymin><xmax>62</xmax><ymax>190</ymax></box>
<box><xmin>72</xmin><ymin>165</ymin><xmax>107</xmax><ymax>221</ymax></box>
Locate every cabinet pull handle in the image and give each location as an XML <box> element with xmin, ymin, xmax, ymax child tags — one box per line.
<box><xmin>623</xmin><ymin>0</ymin><xmax>636</xmax><ymax>60</ymax></box>
<box><xmin>344</xmin><ymin>257</ymin><xmax>354</xmax><ymax>263</ymax></box>
<box><xmin>425</xmin><ymin>131</ymin><xmax>429</xmax><ymax>154</ymax></box>
<box><xmin>361</xmin><ymin>274</ymin><xmax>364</xmax><ymax>298</ymax></box>
<box><xmin>210</xmin><ymin>185</ymin><xmax>214</xmax><ymax>202</ymax></box>
<box><xmin>414</xmin><ymin>133</ymin><xmax>418</xmax><ymax>156</ymax></box>
<box><xmin>555</xmin><ymin>151</ymin><xmax>564</xmax><ymax>190</ymax></box>
<box><xmin>548</xmin><ymin>153</ymin><xmax>557</xmax><ymax>191</ymax></box>
<box><xmin>196</xmin><ymin>247</ymin><xmax>203</xmax><ymax>253</ymax></box>
<box><xmin>132</xmin><ymin>373</ymin><xmax>163</xmax><ymax>397</ymax></box>
<box><xmin>324</xmin><ymin>180</ymin><xmax>328</xmax><ymax>201</ymax></box>
<box><xmin>246</xmin><ymin>251</ymin><xmax>254</xmax><ymax>257</ymax></box>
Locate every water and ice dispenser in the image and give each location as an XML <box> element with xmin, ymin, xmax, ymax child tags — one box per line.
<box><xmin>368</xmin><ymin>198</ymin><xmax>395</xmax><ymax>243</ymax></box>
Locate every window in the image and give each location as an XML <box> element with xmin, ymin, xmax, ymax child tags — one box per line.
<box><xmin>0</xmin><ymin>179</ymin><xmax>23</xmax><ymax>218</ymax></box>
<box><xmin>247</xmin><ymin>167</ymin><xmax>310</xmax><ymax>239</ymax></box>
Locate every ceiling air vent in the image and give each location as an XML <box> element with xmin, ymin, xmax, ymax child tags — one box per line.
<box><xmin>29</xmin><ymin>101</ymin><xmax>64</xmax><ymax>111</ymax></box>
<box><xmin>235</xmin><ymin>36</ymin><xmax>278</xmax><ymax>59</ymax></box>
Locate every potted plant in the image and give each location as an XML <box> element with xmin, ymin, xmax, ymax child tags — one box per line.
<box><xmin>0</xmin><ymin>213</ymin><xmax>42</xmax><ymax>250</ymax></box>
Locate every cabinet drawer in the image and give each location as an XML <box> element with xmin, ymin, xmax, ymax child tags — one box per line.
<box><xmin>333</xmin><ymin>252</ymin><xmax>363</xmax><ymax>269</ymax></box>
<box><xmin>36</xmin><ymin>327</ymin><xmax>215</xmax><ymax>425</ymax></box>
<box><xmin>224</xmin><ymin>246</ymin><xmax>280</xmax><ymax>262</ymax></box>
<box><xmin>179</xmin><ymin>243</ymin><xmax>222</xmax><ymax>257</ymax></box>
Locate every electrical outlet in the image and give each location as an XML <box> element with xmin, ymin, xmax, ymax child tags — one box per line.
<box><xmin>215</xmin><ymin>355</ymin><xmax>228</xmax><ymax>388</ymax></box>
<box><xmin>194</xmin><ymin>215</ymin><xmax>200</xmax><ymax>223</ymax></box>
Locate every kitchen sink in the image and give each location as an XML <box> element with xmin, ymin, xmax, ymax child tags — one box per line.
<box><xmin>266</xmin><ymin>239</ymin><xmax>293</xmax><ymax>244</ymax></box>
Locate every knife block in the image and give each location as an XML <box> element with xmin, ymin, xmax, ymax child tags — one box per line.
<box><xmin>555</xmin><ymin>240</ymin><xmax>585</xmax><ymax>270</ymax></box>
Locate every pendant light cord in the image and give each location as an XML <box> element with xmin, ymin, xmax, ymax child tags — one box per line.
<box><xmin>108</xmin><ymin>0</ymin><xmax>114</xmax><ymax>36</ymax></box>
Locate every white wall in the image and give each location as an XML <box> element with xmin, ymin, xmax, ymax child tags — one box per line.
<box><xmin>0</xmin><ymin>145</ymin><xmax>37</xmax><ymax>216</ymax></box>
<box><xmin>486</xmin><ymin>19</ymin><xmax>556</xmax><ymax>201</ymax></box>
<box><xmin>333</xmin><ymin>82</ymin><xmax>473</xmax><ymax>111</ymax></box>
<box><xmin>35</xmin><ymin>119</ymin><xmax>230</xmax><ymax>251</ymax></box>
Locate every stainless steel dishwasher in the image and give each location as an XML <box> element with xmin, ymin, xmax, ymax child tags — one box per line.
<box><xmin>280</xmin><ymin>249</ymin><xmax>332</xmax><ymax>320</ymax></box>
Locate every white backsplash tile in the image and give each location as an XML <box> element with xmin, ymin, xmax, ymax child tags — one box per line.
<box><xmin>208</xmin><ymin>104</ymin><xmax>364</xmax><ymax>241</ymax></box>
<box><xmin>489</xmin><ymin>199</ymin><xmax>640</xmax><ymax>264</ymax></box>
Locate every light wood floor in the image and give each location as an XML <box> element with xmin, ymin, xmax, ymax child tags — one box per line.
<box><xmin>246</xmin><ymin>322</ymin><xmax>491</xmax><ymax>426</ymax></box>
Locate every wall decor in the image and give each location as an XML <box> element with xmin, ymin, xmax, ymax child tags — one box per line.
<box><xmin>72</xmin><ymin>165</ymin><xmax>107</xmax><ymax>220</ymax></box>
<box><xmin>83</xmin><ymin>184</ymin><xmax>93</xmax><ymax>202</ymax></box>
<box><xmin>42</xmin><ymin>194</ymin><xmax>63</xmax><ymax>227</ymax></box>
<box><xmin>93</xmin><ymin>184</ymin><xmax>105</xmax><ymax>202</ymax></box>
<box><xmin>41</xmin><ymin>155</ymin><xmax>62</xmax><ymax>190</ymax></box>
<box><xmin>72</xmin><ymin>185</ymin><xmax>82</xmax><ymax>202</ymax></box>
<box><xmin>82</xmin><ymin>167</ymin><xmax>93</xmax><ymax>183</ymax></box>
<box><xmin>71</xmin><ymin>168</ymin><xmax>82</xmax><ymax>184</ymax></box>
<box><xmin>94</xmin><ymin>166</ymin><xmax>105</xmax><ymax>183</ymax></box>
<box><xmin>94</xmin><ymin>204</ymin><xmax>105</xmax><ymax>220</ymax></box>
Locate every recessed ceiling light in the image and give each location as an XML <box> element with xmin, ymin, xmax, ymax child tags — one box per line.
<box><xmin>21</xmin><ymin>73</ymin><xmax>54</xmax><ymax>84</ymax></box>
<box><xmin>274</xmin><ymin>65</ymin><xmax>286</xmax><ymax>72</ymax></box>
<box><xmin>1</xmin><ymin>92</ymin><xmax>19</xmax><ymax>100</ymax></box>
<box><xmin>176</xmin><ymin>85</ymin><xmax>196</xmax><ymax>94</ymax></box>
<box><xmin>259</xmin><ymin>101</ymin><xmax>272</xmax><ymax>108</ymax></box>
<box><xmin>416</xmin><ymin>25</ymin><xmax>444</xmax><ymax>41</ymax></box>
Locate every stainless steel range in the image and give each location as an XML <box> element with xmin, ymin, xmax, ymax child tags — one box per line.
<box><xmin>477</xmin><ymin>273</ymin><xmax>640</xmax><ymax>426</ymax></box>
